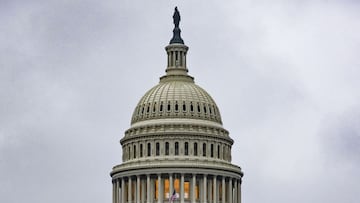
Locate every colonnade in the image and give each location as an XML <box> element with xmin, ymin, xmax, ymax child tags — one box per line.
<box><xmin>112</xmin><ymin>173</ymin><xmax>241</xmax><ymax>203</ymax></box>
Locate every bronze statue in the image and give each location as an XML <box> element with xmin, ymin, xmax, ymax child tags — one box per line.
<box><xmin>173</xmin><ymin>7</ymin><xmax>180</xmax><ymax>28</ymax></box>
<box><xmin>170</xmin><ymin>7</ymin><xmax>184</xmax><ymax>44</ymax></box>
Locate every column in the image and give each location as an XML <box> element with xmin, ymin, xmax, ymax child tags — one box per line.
<box><xmin>122</xmin><ymin>178</ymin><xmax>126</xmax><ymax>203</ymax></box>
<box><xmin>180</xmin><ymin>174</ymin><xmax>185</xmax><ymax>203</ymax></box>
<box><xmin>222</xmin><ymin>177</ymin><xmax>225</xmax><ymax>203</ymax></box>
<box><xmin>141</xmin><ymin>178</ymin><xmax>146</xmax><ymax>203</ymax></box>
<box><xmin>208</xmin><ymin>179</ymin><xmax>211</xmax><ymax>202</ymax></box>
<box><xmin>116</xmin><ymin>180</ymin><xmax>118</xmax><ymax>203</ymax></box>
<box><xmin>169</xmin><ymin>173</ymin><xmax>173</xmax><ymax>198</ymax></box>
<box><xmin>227</xmin><ymin>178</ymin><xmax>232</xmax><ymax>203</ymax></box>
<box><xmin>183</xmin><ymin>51</ymin><xmax>185</xmax><ymax>66</ymax></box>
<box><xmin>129</xmin><ymin>177</ymin><xmax>132</xmax><ymax>203</ymax></box>
<box><xmin>213</xmin><ymin>176</ymin><xmax>217</xmax><ymax>203</ymax></box>
<box><xmin>191</xmin><ymin>174</ymin><xmax>196</xmax><ymax>203</ymax></box>
<box><xmin>158</xmin><ymin>174</ymin><xmax>163</xmax><ymax>203</ymax></box>
<box><xmin>234</xmin><ymin>180</ymin><xmax>237</xmax><ymax>203</ymax></box>
<box><xmin>184</xmin><ymin>53</ymin><xmax>187</xmax><ymax>67</ymax></box>
<box><xmin>117</xmin><ymin>179</ymin><xmax>120</xmax><ymax>203</ymax></box>
<box><xmin>147</xmin><ymin>175</ymin><xmax>151</xmax><ymax>203</ymax></box>
<box><xmin>238</xmin><ymin>180</ymin><xmax>241</xmax><ymax>203</ymax></box>
<box><xmin>172</xmin><ymin>51</ymin><xmax>176</xmax><ymax>66</ymax></box>
<box><xmin>137</xmin><ymin>176</ymin><xmax>141</xmax><ymax>203</ymax></box>
<box><xmin>167</xmin><ymin>52</ymin><xmax>170</xmax><ymax>67</ymax></box>
<box><xmin>203</xmin><ymin>175</ymin><xmax>207</xmax><ymax>203</ymax></box>
<box><xmin>112</xmin><ymin>180</ymin><xmax>115</xmax><ymax>203</ymax></box>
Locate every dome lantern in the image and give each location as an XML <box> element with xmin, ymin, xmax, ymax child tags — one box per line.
<box><xmin>164</xmin><ymin>7</ymin><xmax>190</xmax><ymax>78</ymax></box>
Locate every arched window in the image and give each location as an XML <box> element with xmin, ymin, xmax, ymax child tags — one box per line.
<box><xmin>128</xmin><ymin>146</ymin><xmax>131</xmax><ymax>160</ymax></box>
<box><xmin>153</xmin><ymin>103</ymin><xmax>156</xmax><ymax>112</ymax></box>
<box><xmin>167</xmin><ymin>102</ymin><xmax>171</xmax><ymax>112</ymax></box>
<box><xmin>210</xmin><ymin>144</ymin><xmax>214</xmax><ymax>158</ymax></box>
<box><xmin>185</xmin><ymin>142</ymin><xmax>189</xmax><ymax>155</ymax></box>
<box><xmin>204</xmin><ymin>105</ymin><xmax>207</xmax><ymax>113</ymax></box>
<box><xmin>165</xmin><ymin>142</ymin><xmax>169</xmax><ymax>155</ymax></box>
<box><xmin>197</xmin><ymin>103</ymin><xmax>201</xmax><ymax>113</ymax></box>
<box><xmin>223</xmin><ymin>146</ymin><xmax>226</xmax><ymax>160</ymax></box>
<box><xmin>203</xmin><ymin>143</ymin><xmax>207</xmax><ymax>157</ymax></box>
<box><xmin>134</xmin><ymin>145</ymin><xmax>137</xmax><ymax>158</ymax></box>
<box><xmin>217</xmin><ymin>145</ymin><xmax>220</xmax><ymax>159</ymax></box>
<box><xmin>194</xmin><ymin>143</ymin><xmax>198</xmax><ymax>156</ymax></box>
<box><xmin>175</xmin><ymin>102</ymin><xmax>179</xmax><ymax>111</ymax></box>
<box><xmin>175</xmin><ymin>142</ymin><xmax>179</xmax><ymax>155</ymax></box>
<box><xmin>160</xmin><ymin>102</ymin><xmax>163</xmax><ymax>112</ymax></box>
<box><xmin>183</xmin><ymin>102</ymin><xmax>186</xmax><ymax>111</ymax></box>
<box><xmin>140</xmin><ymin>144</ymin><xmax>143</xmax><ymax>158</ymax></box>
<box><xmin>147</xmin><ymin>143</ymin><xmax>151</xmax><ymax>156</ymax></box>
<box><xmin>190</xmin><ymin>103</ymin><xmax>194</xmax><ymax>112</ymax></box>
<box><xmin>156</xmin><ymin>142</ymin><xmax>160</xmax><ymax>156</ymax></box>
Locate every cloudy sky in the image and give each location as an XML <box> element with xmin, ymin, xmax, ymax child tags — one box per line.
<box><xmin>1</xmin><ymin>0</ymin><xmax>359</xmax><ymax>203</ymax></box>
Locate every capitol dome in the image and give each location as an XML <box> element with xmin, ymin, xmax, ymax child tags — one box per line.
<box><xmin>111</xmin><ymin>7</ymin><xmax>243</xmax><ymax>203</ymax></box>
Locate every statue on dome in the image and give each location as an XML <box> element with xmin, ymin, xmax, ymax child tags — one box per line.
<box><xmin>173</xmin><ymin>7</ymin><xmax>180</xmax><ymax>28</ymax></box>
<box><xmin>169</xmin><ymin>7</ymin><xmax>184</xmax><ymax>44</ymax></box>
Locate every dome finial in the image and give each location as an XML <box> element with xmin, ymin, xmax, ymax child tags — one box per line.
<box><xmin>170</xmin><ymin>7</ymin><xmax>184</xmax><ymax>44</ymax></box>
<box><xmin>173</xmin><ymin>7</ymin><xmax>180</xmax><ymax>28</ymax></box>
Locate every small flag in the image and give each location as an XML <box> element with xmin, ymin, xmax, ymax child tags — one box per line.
<box><xmin>169</xmin><ymin>190</ymin><xmax>177</xmax><ymax>203</ymax></box>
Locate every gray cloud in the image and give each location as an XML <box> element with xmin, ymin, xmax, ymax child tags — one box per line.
<box><xmin>1</xmin><ymin>1</ymin><xmax>359</xmax><ymax>203</ymax></box>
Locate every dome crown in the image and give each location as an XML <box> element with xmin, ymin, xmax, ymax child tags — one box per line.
<box><xmin>130</xmin><ymin>7</ymin><xmax>222</xmax><ymax>126</ymax></box>
<box><xmin>131</xmin><ymin>80</ymin><xmax>222</xmax><ymax>125</ymax></box>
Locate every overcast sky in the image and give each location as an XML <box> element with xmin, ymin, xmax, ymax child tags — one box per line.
<box><xmin>1</xmin><ymin>0</ymin><xmax>360</xmax><ymax>203</ymax></box>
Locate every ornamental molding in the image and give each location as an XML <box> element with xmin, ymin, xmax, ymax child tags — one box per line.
<box><xmin>111</xmin><ymin>160</ymin><xmax>243</xmax><ymax>178</ymax></box>
<box><xmin>122</xmin><ymin>122</ymin><xmax>232</xmax><ymax>144</ymax></box>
